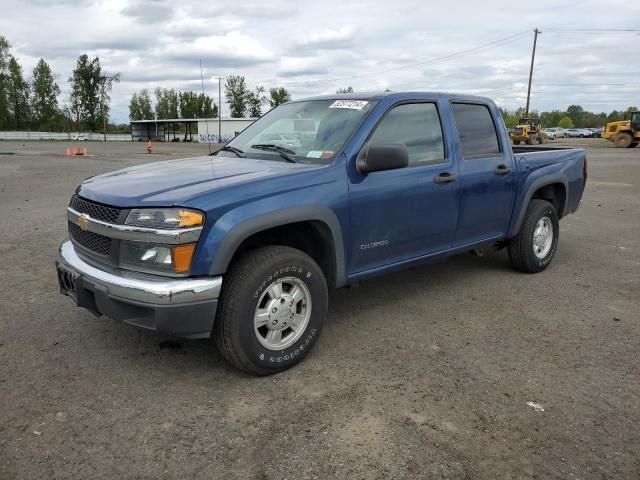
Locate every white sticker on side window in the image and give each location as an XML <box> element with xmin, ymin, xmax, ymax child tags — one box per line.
<box><xmin>329</xmin><ymin>100</ymin><xmax>368</xmax><ymax>110</ymax></box>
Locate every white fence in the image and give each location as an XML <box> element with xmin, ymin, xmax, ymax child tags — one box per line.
<box><xmin>0</xmin><ymin>131</ymin><xmax>131</xmax><ymax>141</ymax></box>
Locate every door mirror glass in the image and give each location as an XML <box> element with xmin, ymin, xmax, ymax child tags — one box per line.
<box><xmin>357</xmin><ymin>143</ymin><xmax>409</xmax><ymax>174</ymax></box>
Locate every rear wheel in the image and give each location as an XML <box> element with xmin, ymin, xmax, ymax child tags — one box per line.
<box><xmin>526</xmin><ymin>135</ymin><xmax>535</xmax><ymax>145</ymax></box>
<box><xmin>214</xmin><ymin>246</ymin><xmax>328</xmax><ymax>375</ymax></box>
<box><xmin>614</xmin><ymin>132</ymin><xmax>633</xmax><ymax>148</ymax></box>
<box><xmin>508</xmin><ymin>199</ymin><xmax>559</xmax><ymax>273</ymax></box>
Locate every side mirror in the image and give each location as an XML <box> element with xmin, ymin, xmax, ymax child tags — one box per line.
<box><xmin>357</xmin><ymin>143</ymin><xmax>409</xmax><ymax>174</ymax></box>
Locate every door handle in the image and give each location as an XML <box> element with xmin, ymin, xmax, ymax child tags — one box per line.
<box><xmin>434</xmin><ymin>172</ymin><xmax>457</xmax><ymax>185</ymax></box>
<box><xmin>494</xmin><ymin>164</ymin><xmax>511</xmax><ymax>175</ymax></box>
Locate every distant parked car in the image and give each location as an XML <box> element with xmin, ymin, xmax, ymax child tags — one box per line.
<box><xmin>72</xmin><ymin>134</ymin><xmax>88</xmax><ymax>141</ymax></box>
<box><xmin>587</xmin><ymin>128</ymin><xmax>603</xmax><ymax>138</ymax></box>
<box><xmin>542</xmin><ymin>128</ymin><xmax>566</xmax><ymax>140</ymax></box>
<box><xmin>564</xmin><ymin>128</ymin><xmax>589</xmax><ymax>138</ymax></box>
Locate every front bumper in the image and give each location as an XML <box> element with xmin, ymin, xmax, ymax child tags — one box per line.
<box><xmin>55</xmin><ymin>240</ymin><xmax>222</xmax><ymax>338</ymax></box>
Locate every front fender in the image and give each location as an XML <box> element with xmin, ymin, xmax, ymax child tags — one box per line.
<box><xmin>203</xmin><ymin>204</ymin><xmax>346</xmax><ymax>287</ymax></box>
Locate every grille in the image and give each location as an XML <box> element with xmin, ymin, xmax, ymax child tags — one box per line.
<box><xmin>69</xmin><ymin>195</ymin><xmax>122</xmax><ymax>224</ymax></box>
<box><xmin>69</xmin><ymin>222</ymin><xmax>112</xmax><ymax>256</ymax></box>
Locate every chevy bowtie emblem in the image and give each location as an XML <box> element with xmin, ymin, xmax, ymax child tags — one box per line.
<box><xmin>77</xmin><ymin>214</ymin><xmax>90</xmax><ymax>231</ymax></box>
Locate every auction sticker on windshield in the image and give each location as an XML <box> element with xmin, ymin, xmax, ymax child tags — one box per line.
<box><xmin>329</xmin><ymin>100</ymin><xmax>369</xmax><ymax>110</ymax></box>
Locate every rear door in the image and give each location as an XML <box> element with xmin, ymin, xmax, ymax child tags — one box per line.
<box><xmin>347</xmin><ymin>101</ymin><xmax>459</xmax><ymax>274</ymax></box>
<box><xmin>450</xmin><ymin>102</ymin><xmax>516</xmax><ymax>246</ymax></box>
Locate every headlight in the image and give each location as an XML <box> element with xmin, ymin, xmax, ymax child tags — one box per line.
<box><xmin>120</xmin><ymin>241</ymin><xmax>196</xmax><ymax>276</ymax></box>
<box><xmin>125</xmin><ymin>208</ymin><xmax>204</xmax><ymax>229</ymax></box>
<box><xmin>120</xmin><ymin>208</ymin><xmax>203</xmax><ymax>276</ymax></box>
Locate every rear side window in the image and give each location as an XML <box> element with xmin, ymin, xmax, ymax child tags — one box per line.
<box><xmin>369</xmin><ymin>103</ymin><xmax>445</xmax><ymax>165</ymax></box>
<box><xmin>451</xmin><ymin>103</ymin><xmax>501</xmax><ymax>158</ymax></box>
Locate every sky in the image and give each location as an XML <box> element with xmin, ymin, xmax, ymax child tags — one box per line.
<box><xmin>1</xmin><ymin>0</ymin><xmax>638</xmax><ymax>124</ymax></box>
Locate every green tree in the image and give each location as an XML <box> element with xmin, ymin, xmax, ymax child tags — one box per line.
<box><xmin>225</xmin><ymin>75</ymin><xmax>248</xmax><ymax>118</ymax></box>
<box><xmin>155</xmin><ymin>88</ymin><xmax>179</xmax><ymax>119</ymax></box>
<box><xmin>0</xmin><ymin>36</ymin><xmax>11</xmax><ymax>129</ymax></box>
<box><xmin>179</xmin><ymin>91</ymin><xmax>198</xmax><ymax>118</ymax></box>
<box><xmin>500</xmin><ymin>106</ymin><xmax>526</xmax><ymax>128</ymax></box>
<box><xmin>178</xmin><ymin>91</ymin><xmax>218</xmax><ymax>119</ymax></box>
<box><xmin>98</xmin><ymin>72</ymin><xmax>120</xmax><ymax>140</ymax></box>
<box><xmin>566</xmin><ymin>105</ymin><xmax>584</xmax><ymax>128</ymax></box>
<box><xmin>196</xmin><ymin>93</ymin><xmax>217</xmax><ymax>118</ymax></box>
<box><xmin>558</xmin><ymin>116</ymin><xmax>574</xmax><ymax>129</ymax></box>
<box><xmin>539</xmin><ymin>110</ymin><xmax>564</xmax><ymax>128</ymax></box>
<box><xmin>31</xmin><ymin>58</ymin><xmax>60</xmax><ymax>129</ymax></box>
<box><xmin>129</xmin><ymin>89</ymin><xmax>153</xmax><ymax>120</ymax></box>
<box><xmin>269</xmin><ymin>86</ymin><xmax>291</xmax><ymax>108</ymax></box>
<box><xmin>336</xmin><ymin>86</ymin><xmax>354</xmax><ymax>94</ymax></box>
<box><xmin>68</xmin><ymin>54</ymin><xmax>118</xmax><ymax>132</ymax></box>
<box><xmin>6</xmin><ymin>56</ymin><xmax>30</xmax><ymax>129</ymax></box>
<box><xmin>246</xmin><ymin>86</ymin><xmax>266</xmax><ymax>117</ymax></box>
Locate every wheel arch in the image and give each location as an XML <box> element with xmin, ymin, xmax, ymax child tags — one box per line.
<box><xmin>210</xmin><ymin>206</ymin><xmax>346</xmax><ymax>288</ymax></box>
<box><xmin>508</xmin><ymin>177</ymin><xmax>568</xmax><ymax>237</ymax></box>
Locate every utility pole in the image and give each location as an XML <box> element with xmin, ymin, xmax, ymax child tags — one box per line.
<box><xmin>218</xmin><ymin>77</ymin><xmax>222</xmax><ymax>143</ymax></box>
<box><xmin>525</xmin><ymin>28</ymin><xmax>540</xmax><ymax>117</ymax></box>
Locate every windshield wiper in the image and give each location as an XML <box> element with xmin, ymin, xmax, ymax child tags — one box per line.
<box><xmin>213</xmin><ymin>145</ymin><xmax>246</xmax><ymax>158</ymax></box>
<box><xmin>250</xmin><ymin>144</ymin><xmax>296</xmax><ymax>163</ymax></box>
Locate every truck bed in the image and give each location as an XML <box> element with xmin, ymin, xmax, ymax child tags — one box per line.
<box><xmin>512</xmin><ymin>146</ymin><xmax>582</xmax><ymax>154</ymax></box>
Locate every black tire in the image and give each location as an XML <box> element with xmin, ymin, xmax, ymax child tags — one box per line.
<box><xmin>513</xmin><ymin>140</ymin><xmax>521</xmax><ymax>145</ymax></box>
<box><xmin>214</xmin><ymin>246</ymin><xmax>328</xmax><ymax>375</ymax></box>
<box><xmin>526</xmin><ymin>135</ymin><xmax>534</xmax><ymax>145</ymax></box>
<box><xmin>631</xmin><ymin>142</ymin><xmax>639</xmax><ymax>148</ymax></box>
<box><xmin>508</xmin><ymin>199</ymin><xmax>559</xmax><ymax>273</ymax></box>
<box><xmin>614</xmin><ymin>132</ymin><xmax>633</xmax><ymax>148</ymax></box>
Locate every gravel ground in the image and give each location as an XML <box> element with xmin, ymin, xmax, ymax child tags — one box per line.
<box><xmin>0</xmin><ymin>139</ymin><xmax>638</xmax><ymax>479</ymax></box>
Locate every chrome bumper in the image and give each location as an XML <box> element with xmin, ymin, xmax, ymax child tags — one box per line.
<box><xmin>57</xmin><ymin>240</ymin><xmax>222</xmax><ymax>305</ymax></box>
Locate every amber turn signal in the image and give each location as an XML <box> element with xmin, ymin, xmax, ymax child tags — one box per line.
<box><xmin>173</xmin><ymin>244</ymin><xmax>196</xmax><ymax>273</ymax></box>
<box><xmin>178</xmin><ymin>210</ymin><xmax>204</xmax><ymax>228</ymax></box>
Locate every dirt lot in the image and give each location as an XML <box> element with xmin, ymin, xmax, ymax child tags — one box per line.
<box><xmin>0</xmin><ymin>139</ymin><xmax>638</xmax><ymax>479</ymax></box>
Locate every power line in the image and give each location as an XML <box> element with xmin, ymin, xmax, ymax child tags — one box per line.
<box><xmin>256</xmin><ymin>29</ymin><xmax>531</xmax><ymax>87</ymax></box>
<box><xmin>545</xmin><ymin>28</ymin><xmax>640</xmax><ymax>34</ymax></box>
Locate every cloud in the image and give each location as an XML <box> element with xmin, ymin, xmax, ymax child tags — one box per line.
<box><xmin>157</xmin><ymin>32</ymin><xmax>274</xmax><ymax>66</ymax></box>
<box><xmin>290</xmin><ymin>25</ymin><xmax>356</xmax><ymax>55</ymax></box>
<box><xmin>1</xmin><ymin>0</ymin><xmax>639</xmax><ymax>123</ymax></box>
<box><xmin>121</xmin><ymin>0</ymin><xmax>172</xmax><ymax>24</ymax></box>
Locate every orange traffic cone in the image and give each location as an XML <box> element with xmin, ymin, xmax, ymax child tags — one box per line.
<box><xmin>83</xmin><ymin>147</ymin><xmax>88</xmax><ymax>156</ymax></box>
<box><xmin>66</xmin><ymin>147</ymin><xmax>71</xmax><ymax>156</ymax></box>
<box><xmin>73</xmin><ymin>146</ymin><xmax>78</xmax><ymax>156</ymax></box>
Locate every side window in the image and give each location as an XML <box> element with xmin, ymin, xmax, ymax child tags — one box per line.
<box><xmin>369</xmin><ymin>103</ymin><xmax>445</xmax><ymax>165</ymax></box>
<box><xmin>451</xmin><ymin>103</ymin><xmax>501</xmax><ymax>158</ymax></box>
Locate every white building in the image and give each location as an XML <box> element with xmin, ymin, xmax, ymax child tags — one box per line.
<box><xmin>130</xmin><ymin>117</ymin><xmax>257</xmax><ymax>143</ymax></box>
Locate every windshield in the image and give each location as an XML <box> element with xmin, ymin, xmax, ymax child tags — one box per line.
<box><xmin>218</xmin><ymin>99</ymin><xmax>377</xmax><ymax>164</ymax></box>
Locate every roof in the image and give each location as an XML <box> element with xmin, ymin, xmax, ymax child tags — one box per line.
<box><xmin>130</xmin><ymin>118</ymin><xmax>198</xmax><ymax>124</ymax></box>
<box><xmin>297</xmin><ymin>91</ymin><xmax>494</xmax><ymax>103</ymax></box>
<box><xmin>130</xmin><ymin>117</ymin><xmax>257</xmax><ymax>124</ymax></box>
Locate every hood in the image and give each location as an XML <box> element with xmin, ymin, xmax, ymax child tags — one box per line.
<box><xmin>77</xmin><ymin>155</ymin><xmax>319</xmax><ymax>207</ymax></box>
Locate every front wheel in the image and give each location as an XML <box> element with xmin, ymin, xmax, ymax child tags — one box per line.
<box><xmin>214</xmin><ymin>246</ymin><xmax>328</xmax><ymax>375</ymax></box>
<box><xmin>508</xmin><ymin>199</ymin><xmax>559</xmax><ymax>273</ymax></box>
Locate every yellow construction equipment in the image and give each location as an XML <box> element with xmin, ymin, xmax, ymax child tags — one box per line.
<box><xmin>602</xmin><ymin>111</ymin><xmax>640</xmax><ymax>148</ymax></box>
<box><xmin>510</xmin><ymin>117</ymin><xmax>547</xmax><ymax>145</ymax></box>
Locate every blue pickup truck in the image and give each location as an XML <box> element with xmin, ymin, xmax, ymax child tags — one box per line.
<box><xmin>56</xmin><ymin>92</ymin><xmax>587</xmax><ymax>374</ymax></box>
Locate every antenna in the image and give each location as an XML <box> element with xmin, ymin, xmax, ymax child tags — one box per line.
<box><xmin>199</xmin><ymin>59</ymin><xmax>212</xmax><ymax>155</ymax></box>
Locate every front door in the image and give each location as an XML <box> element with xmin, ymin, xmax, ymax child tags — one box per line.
<box><xmin>348</xmin><ymin>102</ymin><xmax>460</xmax><ymax>274</ymax></box>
